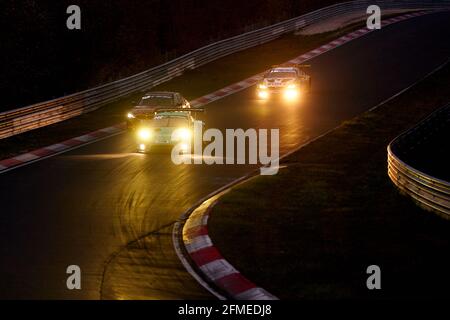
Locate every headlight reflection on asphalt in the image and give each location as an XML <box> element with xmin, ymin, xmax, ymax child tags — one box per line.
<box><xmin>180</xmin><ymin>143</ymin><xmax>189</xmax><ymax>152</ymax></box>
<box><xmin>64</xmin><ymin>153</ymin><xmax>142</xmax><ymax>160</ymax></box>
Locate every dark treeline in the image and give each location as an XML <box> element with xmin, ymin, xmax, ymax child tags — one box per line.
<box><xmin>1</xmin><ymin>0</ymin><xmax>341</xmax><ymax>111</ymax></box>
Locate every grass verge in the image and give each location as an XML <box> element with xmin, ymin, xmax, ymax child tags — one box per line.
<box><xmin>0</xmin><ymin>17</ymin><xmax>395</xmax><ymax>160</ymax></box>
<box><xmin>208</xmin><ymin>62</ymin><xmax>450</xmax><ymax>299</ymax></box>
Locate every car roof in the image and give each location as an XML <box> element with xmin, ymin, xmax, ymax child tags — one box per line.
<box><xmin>142</xmin><ymin>91</ymin><xmax>177</xmax><ymax>98</ymax></box>
<box><xmin>154</xmin><ymin>111</ymin><xmax>190</xmax><ymax>117</ymax></box>
<box><xmin>269</xmin><ymin>67</ymin><xmax>298</xmax><ymax>73</ymax></box>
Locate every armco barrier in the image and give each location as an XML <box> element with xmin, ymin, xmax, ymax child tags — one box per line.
<box><xmin>1</xmin><ymin>0</ymin><xmax>449</xmax><ymax>139</ymax></box>
<box><xmin>388</xmin><ymin>103</ymin><xmax>450</xmax><ymax>219</ymax></box>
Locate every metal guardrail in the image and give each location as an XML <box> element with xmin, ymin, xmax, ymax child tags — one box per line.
<box><xmin>1</xmin><ymin>0</ymin><xmax>449</xmax><ymax>139</ymax></box>
<box><xmin>388</xmin><ymin>103</ymin><xmax>450</xmax><ymax>219</ymax></box>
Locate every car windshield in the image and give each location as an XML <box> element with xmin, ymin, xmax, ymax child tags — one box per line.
<box><xmin>267</xmin><ymin>71</ymin><xmax>297</xmax><ymax>79</ymax></box>
<box><xmin>138</xmin><ymin>95</ymin><xmax>174</xmax><ymax>107</ymax></box>
<box><xmin>150</xmin><ymin>117</ymin><xmax>170</xmax><ymax>127</ymax></box>
<box><xmin>168</xmin><ymin>117</ymin><xmax>189</xmax><ymax>127</ymax></box>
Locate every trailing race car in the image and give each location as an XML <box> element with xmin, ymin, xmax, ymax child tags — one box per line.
<box><xmin>134</xmin><ymin>108</ymin><xmax>204</xmax><ymax>153</ymax></box>
<box><xmin>126</xmin><ymin>91</ymin><xmax>191</xmax><ymax>129</ymax></box>
<box><xmin>256</xmin><ymin>65</ymin><xmax>311</xmax><ymax>100</ymax></box>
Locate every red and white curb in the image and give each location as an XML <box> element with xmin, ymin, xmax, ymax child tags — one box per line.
<box><xmin>0</xmin><ymin>10</ymin><xmax>435</xmax><ymax>174</ymax></box>
<box><xmin>0</xmin><ymin>124</ymin><xmax>125</xmax><ymax>173</ymax></box>
<box><xmin>177</xmin><ymin>189</ymin><xmax>278</xmax><ymax>300</ymax></box>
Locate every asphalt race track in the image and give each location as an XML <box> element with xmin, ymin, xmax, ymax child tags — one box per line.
<box><xmin>0</xmin><ymin>12</ymin><xmax>449</xmax><ymax>299</ymax></box>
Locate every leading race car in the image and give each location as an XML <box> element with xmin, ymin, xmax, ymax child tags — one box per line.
<box><xmin>126</xmin><ymin>91</ymin><xmax>191</xmax><ymax>130</ymax></box>
<box><xmin>256</xmin><ymin>65</ymin><xmax>311</xmax><ymax>100</ymax></box>
<box><xmin>134</xmin><ymin>108</ymin><xmax>204</xmax><ymax>153</ymax></box>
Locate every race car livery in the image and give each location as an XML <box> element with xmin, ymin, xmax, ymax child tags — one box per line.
<box><xmin>126</xmin><ymin>91</ymin><xmax>191</xmax><ymax>129</ymax></box>
<box><xmin>256</xmin><ymin>65</ymin><xmax>311</xmax><ymax>100</ymax></box>
<box><xmin>134</xmin><ymin>108</ymin><xmax>204</xmax><ymax>153</ymax></box>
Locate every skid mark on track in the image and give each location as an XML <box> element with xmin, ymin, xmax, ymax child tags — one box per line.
<box><xmin>100</xmin><ymin>223</ymin><xmax>211</xmax><ymax>299</ymax></box>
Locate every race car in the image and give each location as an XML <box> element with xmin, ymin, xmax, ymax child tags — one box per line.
<box><xmin>126</xmin><ymin>91</ymin><xmax>191</xmax><ymax>129</ymax></box>
<box><xmin>256</xmin><ymin>65</ymin><xmax>311</xmax><ymax>100</ymax></box>
<box><xmin>134</xmin><ymin>108</ymin><xmax>204</xmax><ymax>153</ymax></box>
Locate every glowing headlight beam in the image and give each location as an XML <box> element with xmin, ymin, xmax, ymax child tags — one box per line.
<box><xmin>173</xmin><ymin>128</ymin><xmax>191</xmax><ymax>141</ymax></box>
<box><xmin>180</xmin><ymin>143</ymin><xmax>189</xmax><ymax>152</ymax></box>
<box><xmin>127</xmin><ymin>112</ymin><xmax>135</xmax><ymax>119</ymax></box>
<box><xmin>283</xmin><ymin>89</ymin><xmax>299</xmax><ymax>101</ymax></box>
<box><xmin>137</xmin><ymin>128</ymin><xmax>152</xmax><ymax>140</ymax></box>
<box><xmin>258</xmin><ymin>91</ymin><xmax>269</xmax><ymax>99</ymax></box>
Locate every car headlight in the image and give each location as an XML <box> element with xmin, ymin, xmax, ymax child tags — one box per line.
<box><xmin>173</xmin><ymin>128</ymin><xmax>191</xmax><ymax>141</ymax></box>
<box><xmin>127</xmin><ymin>112</ymin><xmax>135</xmax><ymax>119</ymax></box>
<box><xmin>258</xmin><ymin>91</ymin><xmax>269</xmax><ymax>99</ymax></box>
<box><xmin>137</xmin><ymin>128</ymin><xmax>152</xmax><ymax>140</ymax></box>
<box><xmin>258</xmin><ymin>84</ymin><xmax>267</xmax><ymax>89</ymax></box>
<box><xmin>283</xmin><ymin>88</ymin><xmax>299</xmax><ymax>100</ymax></box>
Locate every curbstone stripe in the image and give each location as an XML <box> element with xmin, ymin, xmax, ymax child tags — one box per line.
<box><xmin>181</xmin><ymin>194</ymin><xmax>279</xmax><ymax>300</ymax></box>
<box><xmin>0</xmin><ymin>123</ymin><xmax>125</xmax><ymax>173</ymax></box>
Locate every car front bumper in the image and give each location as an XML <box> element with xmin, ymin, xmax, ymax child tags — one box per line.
<box><xmin>257</xmin><ymin>86</ymin><xmax>301</xmax><ymax>99</ymax></box>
